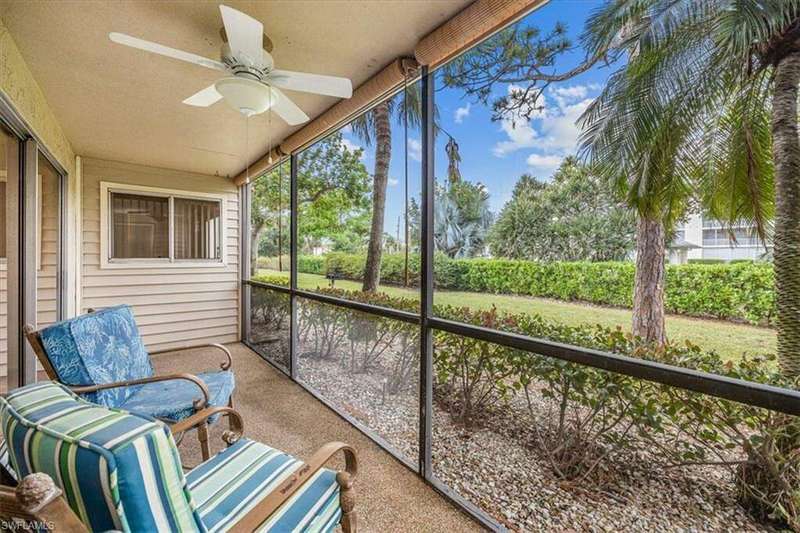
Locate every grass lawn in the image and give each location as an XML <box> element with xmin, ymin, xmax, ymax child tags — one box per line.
<box><xmin>254</xmin><ymin>269</ymin><xmax>776</xmax><ymax>363</ymax></box>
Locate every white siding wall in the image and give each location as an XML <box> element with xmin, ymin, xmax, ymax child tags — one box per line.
<box><xmin>81</xmin><ymin>158</ymin><xmax>240</xmax><ymax>351</ymax></box>
<box><xmin>37</xmin><ymin>167</ymin><xmax>60</xmax><ymax>331</ymax></box>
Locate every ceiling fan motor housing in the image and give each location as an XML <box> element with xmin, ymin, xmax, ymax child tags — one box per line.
<box><xmin>220</xmin><ymin>42</ymin><xmax>273</xmax><ymax>81</ymax></box>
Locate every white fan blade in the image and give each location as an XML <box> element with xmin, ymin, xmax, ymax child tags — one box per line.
<box><xmin>109</xmin><ymin>32</ymin><xmax>227</xmax><ymax>72</ymax></box>
<box><xmin>271</xmin><ymin>88</ymin><xmax>309</xmax><ymax>125</ymax></box>
<box><xmin>268</xmin><ymin>70</ymin><xmax>353</xmax><ymax>98</ymax></box>
<box><xmin>219</xmin><ymin>5</ymin><xmax>264</xmax><ymax>68</ymax></box>
<box><xmin>183</xmin><ymin>85</ymin><xmax>223</xmax><ymax>107</ymax></box>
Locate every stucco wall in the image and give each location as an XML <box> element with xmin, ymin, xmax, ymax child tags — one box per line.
<box><xmin>0</xmin><ymin>16</ymin><xmax>78</xmax><ymax>380</ymax></box>
<box><xmin>0</xmin><ymin>17</ymin><xmax>74</xmax><ymax>174</ymax></box>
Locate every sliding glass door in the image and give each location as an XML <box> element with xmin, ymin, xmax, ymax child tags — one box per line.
<box><xmin>0</xmin><ymin>125</ymin><xmax>18</xmax><ymax>391</ymax></box>
<box><xmin>35</xmin><ymin>152</ymin><xmax>64</xmax><ymax>340</ymax></box>
<box><xmin>0</xmin><ymin>119</ymin><xmax>66</xmax><ymax>391</ymax></box>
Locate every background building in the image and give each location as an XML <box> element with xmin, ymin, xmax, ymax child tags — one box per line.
<box><xmin>669</xmin><ymin>214</ymin><xmax>771</xmax><ymax>264</ymax></box>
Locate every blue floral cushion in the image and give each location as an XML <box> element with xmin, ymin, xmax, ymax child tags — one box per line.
<box><xmin>39</xmin><ymin>305</ymin><xmax>153</xmax><ymax>408</ymax></box>
<box><xmin>120</xmin><ymin>370</ymin><xmax>235</xmax><ymax>422</ymax></box>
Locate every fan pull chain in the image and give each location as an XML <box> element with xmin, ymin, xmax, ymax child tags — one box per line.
<box><xmin>245</xmin><ymin>113</ymin><xmax>250</xmax><ymax>182</ymax></box>
<box><xmin>267</xmin><ymin>89</ymin><xmax>274</xmax><ymax>164</ymax></box>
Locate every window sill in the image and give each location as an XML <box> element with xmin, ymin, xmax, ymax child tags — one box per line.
<box><xmin>100</xmin><ymin>260</ymin><xmax>228</xmax><ymax>270</ymax></box>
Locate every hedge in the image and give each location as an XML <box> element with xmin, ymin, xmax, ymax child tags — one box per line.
<box><xmin>291</xmin><ymin>252</ymin><xmax>775</xmax><ymax>325</ymax></box>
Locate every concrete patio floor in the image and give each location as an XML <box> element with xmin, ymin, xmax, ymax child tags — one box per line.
<box><xmin>155</xmin><ymin>343</ymin><xmax>483</xmax><ymax>533</ymax></box>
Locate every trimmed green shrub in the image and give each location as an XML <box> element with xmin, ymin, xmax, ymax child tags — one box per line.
<box><xmin>251</xmin><ymin>273</ymin><xmax>290</xmax><ymax>286</ymax></box>
<box><xmin>688</xmin><ymin>258</ymin><xmax>725</xmax><ymax>264</ymax></box>
<box><xmin>301</xmin><ymin>253</ymin><xmax>776</xmax><ymax>325</ymax></box>
<box><xmin>298</xmin><ymin>256</ymin><xmax>325</xmax><ymax>275</ymax></box>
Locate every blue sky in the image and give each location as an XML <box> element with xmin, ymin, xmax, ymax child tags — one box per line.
<box><xmin>339</xmin><ymin>0</ymin><xmax>617</xmax><ymax>240</ymax></box>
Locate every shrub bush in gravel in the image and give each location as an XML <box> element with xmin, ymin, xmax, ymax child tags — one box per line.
<box><xmin>246</xmin><ymin>278</ymin><xmax>796</xmax><ymax>529</ymax></box>
<box><xmin>250</xmin><ymin>285</ymin><xmax>289</xmax><ymax>331</ymax></box>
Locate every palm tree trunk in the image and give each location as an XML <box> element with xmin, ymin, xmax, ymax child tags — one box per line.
<box><xmin>632</xmin><ymin>215</ymin><xmax>666</xmax><ymax>345</ymax></box>
<box><xmin>363</xmin><ymin>101</ymin><xmax>392</xmax><ymax>292</ymax></box>
<box><xmin>772</xmin><ymin>51</ymin><xmax>800</xmax><ymax>377</ymax></box>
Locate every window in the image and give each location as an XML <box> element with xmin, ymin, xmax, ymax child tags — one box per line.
<box><xmin>110</xmin><ymin>192</ymin><xmax>169</xmax><ymax>259</ymax></box>
<box><xmin>174</xmin><ymin>197</ymin><xmax>221</xmax><ymax>260</ymax></box>
<box><xmin>102</xmin><ymin>182</ymin><xmax>225</xmax><ymax>266</ymax></box>
<box><xmin>702</xmin><ymin>225</ymin><xmax>761</xmax><ymax>247</ymax></box>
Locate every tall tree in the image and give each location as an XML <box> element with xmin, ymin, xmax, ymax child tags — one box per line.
<box><xmin>250</xmin><ymin>133</ymin><xmax>370</xmax><ymax>273</ymax></box>
<box><xmin>579</xmin><ymin>1</ymin><xmax>786</xmax><ymax>356</ymax></box>
<box><xmin>439</xmin><ymin>19</ymin><xmax>603</xmax><ymax>123</ymax></box>
<box><xmin>249</xmin><ymin>160</ymin><xmax>287</xmax><ymax>276</ymax></box>
<box><xmin>490</xmin><ymin>157</ymin><xmax>636</xmax><ymax>261</ymax></box>
<box><xmin>434</xmin><ymin>179</ymin><xmax>493</xmax><ymax>258</ymax></box>
<box><xmin>351</xmin><ymin>85</ymin><xmax>422</xmax><ymax>292</ymax></box>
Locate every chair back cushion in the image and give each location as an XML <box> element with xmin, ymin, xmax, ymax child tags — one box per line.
<box><xmin>38</xmin><ymin>305</ymin><xmax>153</xmax><ymax>407</ymax></box>
<box><xmin>0</xmin><ymin>382</ymin><xmax>203</xmax><ymax>532</ymax></box>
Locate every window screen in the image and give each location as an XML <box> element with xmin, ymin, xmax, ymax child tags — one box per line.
<box><xmin>110</xmin><ymin>192</ymin><xmax>169</xmax><ymax>259</ymax></box>
<box><xmin>174</xmin><ymin>197</ymin><xmax>221</xmax><ymax>260</ymax></box>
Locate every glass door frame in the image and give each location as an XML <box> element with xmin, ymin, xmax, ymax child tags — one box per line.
<box><xmin>0</xmin><ymin>93</ymin><xmax>67</xmax><ymax>390</ymax></box>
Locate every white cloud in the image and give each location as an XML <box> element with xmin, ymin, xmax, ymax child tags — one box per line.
<box><xmin>341</xmin><ymin>124</ymin><xmax>353</xmax><ymax>134</ymax></box>
<box><xmin>526</xmin><ymin>153</ymin><xmax>563</xmax><ymax>175</ymax></box>
<box><xmin>492</xmin><ymin>119</ymin><xmax>538</xmax><ymax>157</ymax></box>
<box><xmin>491</xmin><ymin>82</ymin><xmax>598</xmax><ymax>160</ymax></box>
<box><xmin>550</xmin><ymin>85</ymin><xmax>588</xmax><ymax>103</ymax></box>
<box><xmin>341</xmin><ymin>137</ymin><xmax>363</xmax><ymax>157</ymax></box>
<box><xmin>388</xmin><ymin>178</ymin><xmax>399</xmax><ymax>186</ymax></box>
<box><xmin>491</xmin><ymin>84</ymin><xmax>545</xmax><ymax>157</ymax></box>
<box><xmin>536</xmin><ymin>97</ymin><xmax>594</xmax><ymax>153</ymax></box>
<box><xmin>454</xmin><ymin>103</ymin><xmax>471</xmax><ymax>124</ymax></box>
<box><xmin>408</xmin><ymin>138</ymin><xmax>422</xmax><ymax>162</ymax></box>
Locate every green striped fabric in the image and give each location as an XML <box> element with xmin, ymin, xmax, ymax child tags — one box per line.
<box><xmin>186</xmin><ymin>438</ymin><xmax>342</xmax><ymax>532</ymax></box>
<box><xmin>1</xmin><ymin>382</ymin><xmax>204</xmax><ymax>532</ymax></box>
<box><xmin>1</xmin><ymin>382</ymin><xmax>345</xmax><ymax>532</ymax></box>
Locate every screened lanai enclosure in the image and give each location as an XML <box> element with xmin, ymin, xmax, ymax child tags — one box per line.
<box><xmin>1</xmin><ymin>0</ymin><xmax>799</xmax><ymax>531</ymax></box>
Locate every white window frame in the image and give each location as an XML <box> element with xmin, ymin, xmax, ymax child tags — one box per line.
<box><xmin>100</xmin><ymin>181</ymin><xmax>227</xmax><ymax>269</ymax></box>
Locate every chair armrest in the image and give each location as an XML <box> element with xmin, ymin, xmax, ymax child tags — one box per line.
<box><xmin>69</xmin><ymin>373</ymin><xmax>211</xmax><ymax>410</ymax></box>
<box><xmin>150</xmin><ymin>343</ymin><xmax>233</xmax><ymax>371</ymax></box>
<box><xmin>230</xmin><ymin>442</ymin><xmax>358</xmax><ymax>533</ymax></box>
<box><xmin>11</xmin><ymin>473</ymin><xmax>88</xmax><ymax>532</ymax></box>
<box><xmin>170</xmin><ymin>406</ymin><xmax>244</xmax><ymax>445</ymax></box>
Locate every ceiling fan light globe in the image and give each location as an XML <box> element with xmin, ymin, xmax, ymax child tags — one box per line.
<box><xmin>214</xmin><ymin>77</ymin><xmax>277</xmax><ymax>116</ymax></box>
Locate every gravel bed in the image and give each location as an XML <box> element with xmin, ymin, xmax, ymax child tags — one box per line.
<box><xmin>248</xmin><ymin>324</ymin><xmax>771</xmax><ymax>532</ymax></box>
<box><xmin>430</xmin><ymin>393</ymin><xmax>766</xmax><ymax>532</ymax></box>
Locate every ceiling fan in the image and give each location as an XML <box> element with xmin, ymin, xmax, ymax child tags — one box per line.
<box><xmin>109</xmin><ymin>5</ymin><xmax>352</xmax><ymax>125</ymax></box>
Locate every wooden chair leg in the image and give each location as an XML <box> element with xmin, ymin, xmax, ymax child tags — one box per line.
<box><xmin>337</xmin><ymin>471</ymin><xmax>357</xmax><ymax>533</ymax></box>
<box><xmin>197</xmin><ymin>422</ymin><xmax>211</xmax><ymax>461</ymax></box>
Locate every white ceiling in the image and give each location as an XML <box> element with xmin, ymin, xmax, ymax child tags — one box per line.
<box><xmin>0</xmin><ymin>0</ymin><xmax>470</xmax><ymax>177</ymax></box>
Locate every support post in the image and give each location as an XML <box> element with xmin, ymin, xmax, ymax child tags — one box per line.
<box><xmin>290</xmin><ymin>155</ymin><xmax>299</xmax><ymax>379</ymax></box>
<box><xmin>419</xmin><ymin>65</ymin><xmax>434</xmax><ymax>478</ymax></box>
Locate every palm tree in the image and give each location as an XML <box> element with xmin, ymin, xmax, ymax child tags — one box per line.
<box><xmin>579</xmin><ymin>1</ymin><xmax>791</xmax><ymax>365</ymax></box>
<box><xmin>351</xmin><ymin>84</ymin><xmax>422</xmax><ymax>292</ymax></box>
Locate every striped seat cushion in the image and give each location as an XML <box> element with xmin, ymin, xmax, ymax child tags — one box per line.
<box><xmin>0</xmin><ymin>438</ymin><xmax>17</xmax><ymax>482</ymax></box>
<box><xmin>186</xmin><ymin>438</ymin><xmax>342</xmax><ymax>532</ymax></box>
<box><xmin>0</xmin><ymin>382</ymin><xmax>204</xmax><ymax>532</ymax></box>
